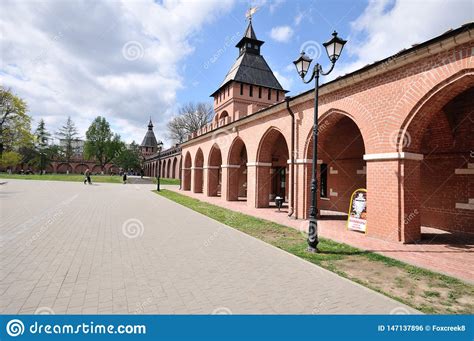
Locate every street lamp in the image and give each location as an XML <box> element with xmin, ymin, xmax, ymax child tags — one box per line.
<box><xmin>156</xmin><ymin>141</ymin><xmax>163</xmax><ymax>191</ymax></box>
<box><xmin>293</xmin><ymin>31</ymin><xmax>346</xmax><ymax>252</ymax></box>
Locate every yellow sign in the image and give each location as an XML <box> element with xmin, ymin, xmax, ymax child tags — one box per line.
<box><xmin>347</xmin><ymin>188</ymin><xmax>367</xmax><ymax>233</ymax></box>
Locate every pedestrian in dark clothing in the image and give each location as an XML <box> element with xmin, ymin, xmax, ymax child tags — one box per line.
<box><xmin>122</xmin><ymin>172</ymin><xmax>127</xmax><ymax>184</ymax></box>
<box><xmin>84</xmin><ymin>168</ymin><xmax>92</xmax><ymax>184</ymax></box>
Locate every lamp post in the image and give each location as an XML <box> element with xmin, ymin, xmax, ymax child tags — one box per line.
<box><xmin>293</xmin><ymin>31</ymin><xmax>346</xmax><ymax>252</ymax></box>
<box><xmin>156</xmin><ymin>141</ymin><xmax>163</xmax><ymax>191</ymax></box>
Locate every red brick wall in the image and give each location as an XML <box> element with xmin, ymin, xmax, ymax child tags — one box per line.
<box><xmin>176</xmin><ymin>38</ymin><xmax>473</xmax><ymax>243</ymax></box>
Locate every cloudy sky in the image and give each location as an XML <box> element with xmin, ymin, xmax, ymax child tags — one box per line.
<box><xmin>0</xmin><ymin>0</ymin><xmax>472</xmax><ymax>146</ymax></box>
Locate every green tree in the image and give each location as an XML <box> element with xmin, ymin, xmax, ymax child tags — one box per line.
<box><xmin>0</xmin><ymin>87</ymin><xmax>33</xmax><ymax>156</ymax></box>
<box><xmin>84</xmin><ymin>116</ymin><xmax>124</xmax><ymax>171</ymax></box>
<box><xmin>34</xmin><ymin>119</ymin><xmax>51</xmax><ymax>174</ymax></box>
<box><xmin>56</xmin><ymin>116</ymin><xmax>79</xmax><ymax>162</ymax></box>
<box><xmin>115</xmin><ymin>141</ymin><xmax>141</xmax><ymax>171</ymax></box>
<box><xmin>0</xmin><ymin>151</ymin><xmax>21</xmax><ymax>170</ymax></box>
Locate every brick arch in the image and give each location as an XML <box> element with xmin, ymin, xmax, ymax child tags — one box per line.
<box><xmin>399</xmin><ymin>70</ymin><xmax>474</xmax><ymax>152</ymax></box>
<box><xmin>160</xmin><ymin>160</ymin><xmax>165</xmax><ymax>178</ymax></box>
<box><xmin>227</xmin><ymin>137</ymin><xmax>246</xmax><ymax>164</ymax></box>
<box><xmin>45</xmin><ymin>163</ymin><xmax>54</xmax><ymax>173</ymax></box>
<box><xmin>166</xmin><ymin>159</ymin><xmax>171</xmax><ymax>178</ymax></box>
<box><xmin>92</xmin><ymin>165</ymin><xmax>102</xmax><ymax>174</ymax></box>
<box><xmin>396</xmin><ymin>71</ymin><xmax>474</xmax><ymax>240</ymax></box>
<box><xmin>227</xmin><ymin>137</ymin><xmax>248</xmax><ymax>201</ymax></box>
<box><xmin>182</xmin><ymin>152</ymin><xmax>192</xmax><ymax>191</ymax></box>
<box><xmin>320</xmin><ymin>97</ymin><xmax>377</xmax><ymax>152</ymax></box>
<box><xmin>57</xmin><ymin>163</ymin><xmax>73</xmax><ymax>173</ymax></box>
<box><xmin>219</xmin><ymin>110</ymin><xmax>229</xmax><ymax>120</ymax></box>
<box><xmin>207</xmin><ymin>144</ymin><xmax>222</xmax><ymax>196</ymax></box>
<box><xmin>172</xmin><ymin>157</ymin><xmax>178</xmax><ymax>178</ymax></box>
<box><xmin>303</xmin><ymin>111</ymin><xmax>366</xmax><ymax>217</ymax></box>
<box><xmin>304</xmin><ymin>109</ymin><xmax>367</xmax><ymax>160</ymax></box>
<box><xmin>256</xmin><ymin>126</ymin><xmax>289</xmax><ymax>163</ymax></box>
<box><xmin>255</xmin><ymin>127</ymin><xmax>289</xmax><ymax>208</ymax></box>
<box><xmin>75</xmin><ymin>164</ymin><xmax>89</xmax><ymax>174</ymax></box>
<box><xmin>107</xmin><ymin>165</ymin><xmax>119</xmax><ymax>175</ymax></box>
<box><xmin>193</xmin><ymin>148</ymin><xmax>204</xmax><ymax>193</ymax></box>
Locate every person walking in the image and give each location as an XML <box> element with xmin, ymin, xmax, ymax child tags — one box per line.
<box><xmin>84</xmin><ymin>168</ymin><xmax>92</xmax><ymax>185</ymax></box>
<box><xmin>122</xmin><ymin>172</ymin><xmax>127</xmax><ymax>184</ymax></box>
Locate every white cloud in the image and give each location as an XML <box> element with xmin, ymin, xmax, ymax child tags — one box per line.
<box><xmin>0</xmin><ymin>0</ymin><xmax>235</xmax><ymax>144</ymax></box>
<box><xmin>330</xmin><ymin>0</ymin><xmax>473</xmax><ymax>80</ymax></box>
<box><xmin>270</xmin><ymin>26</ymin><xmax>294</xmax><ymax>43</ymax></box>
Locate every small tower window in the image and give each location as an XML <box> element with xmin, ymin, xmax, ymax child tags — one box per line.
<box><xmin>249</xmin><ymin>85</ymin><xmax>253</xmax><ymax>97</ymax></box>
<box><xmin>276</xmin><ymin>91</ymin><xmax>279</xmax><ymax>101</ymax></box>
<box><xmin>240</xmin><ymin>83</ymin><xmax>244</xmax><ymax>95</ymax></box>
<box><xmin>258</xmin><ymin>87</ymin><xmax>262</xmax><ymax>98</ymax></box>
<box><xmin>247</xmin><ymin>43</ymin><xmax>252</xmax><ymax>48</ymax></box>
<box><xmin>268</xmin><ymin>89</ymin><xmax>271</xmax><ymax>100</ymax></box>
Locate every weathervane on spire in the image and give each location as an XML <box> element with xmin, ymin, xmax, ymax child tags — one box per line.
<box><xmin>245</xmin><ymin>6</ymin><xmax>259</xmax><ymax>22</ymax></box>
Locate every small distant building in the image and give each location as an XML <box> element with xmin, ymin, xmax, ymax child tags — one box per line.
<box><xmin>140</xmin><ymin>118</ymin><xmax>158</xmax><ymax>157</ymax></box>
<box><xmin>139</xmin><ymin>118</ymin><xmax>181</xmax><ymax>180</ymax></box>
<box><xmin>58</xmin><ymin>138</ymin><xmax>84</xmax><ymax>156</ymax></box>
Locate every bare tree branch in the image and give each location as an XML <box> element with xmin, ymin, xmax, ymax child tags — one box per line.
<box><xmin>167</xmin><ymin>102</ymin><xmax>213</xmax><ymax>143</ymax></box>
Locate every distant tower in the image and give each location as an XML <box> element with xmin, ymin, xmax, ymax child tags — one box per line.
<box><xmin>140</xmin><ymin>118</ymin><xmax>158</xmax><ymax>157</ymax></box>
<box><xmin>210</xmin><ymin>18</ymin><xmax>287</xmax><ymax>123</ymax></box>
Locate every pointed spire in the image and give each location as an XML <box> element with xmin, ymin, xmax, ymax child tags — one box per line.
<box><xmin>235</xmin><ymin>19</ymin><xmax>264</xmax><ymax>56</ymax></box>
<box><xmin>244</xmin><ymin>21</ymin><xmax>257</xmax><ymax>40</ymax></box>
<box><xmin>148</xmin><ymin>117</ymin><xmax>153</xmax><ymax>130</ymax></box>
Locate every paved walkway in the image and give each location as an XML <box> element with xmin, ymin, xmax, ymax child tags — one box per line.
<box><xmin>168</xmin><ymin>187</ymin><xmax>474</xmax><ymax>283</ymax></box>
<box><xmin>0</xmin><ymin>180</ymin><xmax>416</xmax><ymax>314</ymax></box>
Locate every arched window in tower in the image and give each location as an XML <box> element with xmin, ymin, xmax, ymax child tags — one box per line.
<box><xmin>240</xmin><ymin>83</ymin><xmax>244</xmax><ymax>95</ymax></box>
<box><xmin>249</xmin><ymin>85</ymin><xmax>253</xmax><ymax>97</ymax></box>
<box><xmin>268</xmin><ymin>88</ymin><xmax>271</xmax><ymax>100</ymax></box>
<box><xmin>258</xmin><ymin>86</ymin><xmax>262</xmax><ymax>98</ymax></box>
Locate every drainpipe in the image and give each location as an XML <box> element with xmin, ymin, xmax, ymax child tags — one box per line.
<box><xmin>286</xmin><ymin>96</ymin><xmax>295</xmax><ymax>218</ymax></box>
